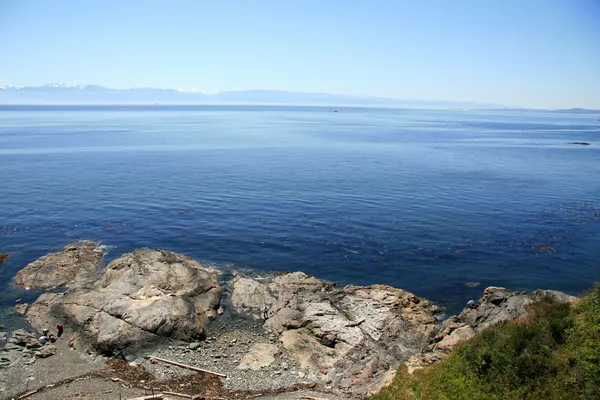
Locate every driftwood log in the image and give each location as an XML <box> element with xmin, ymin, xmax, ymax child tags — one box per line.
<box><xmin>147</xmin><ymin>356</ymin><xmax>226</xmax><ymax>378</ymax></box>
<box><xmin>125</xmin><ymin>395</ymin><xmax>164</xmax><ymax>400</ymax></box>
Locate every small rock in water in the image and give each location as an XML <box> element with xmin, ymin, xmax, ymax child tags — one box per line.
<box><xmin>14</xmin><ymin>303</ymin><xmax>29</xmax><ymax>315</ymax></box>
<box><xmin>465</xmin><ymin>282</ymin><xmax>480</xmax><ymax>288</ymax></box>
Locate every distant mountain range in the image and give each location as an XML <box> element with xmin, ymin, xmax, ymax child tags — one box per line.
<box><xmin>0</xmin><ymin>84</ymin><xmax>504</xmax><ymax>109</ymax></box>
<box><xmin>550</xmin><ymin>108</ymin><xmax>600</xmax><ymax>115</ymax></box>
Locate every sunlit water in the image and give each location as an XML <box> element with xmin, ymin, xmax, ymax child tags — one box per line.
<box><xmin>1</xmin><ymin>105</ymin><xmax>599</xmax><ymax>323</ymax></box>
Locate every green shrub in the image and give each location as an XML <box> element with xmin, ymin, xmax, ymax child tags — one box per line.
<box><xmin>566</xmin><ymin>283</ymin><xmax>600</xmax><ymax>397</ymax></box>
<box><xmin>371</xmin><ymin>285</ymin><xmax>600</xmax><ymax>400</ymax></box>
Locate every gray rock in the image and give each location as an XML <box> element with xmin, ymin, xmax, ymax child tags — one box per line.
<box><xmin>25</xmin><ymin>248</ymin><xmax>222</xmax><ymax>357</ymax></box>
<box><xmin>13</xmin><ymin>303</ymin><xmax>29</xmax><ymax>315</ymax></box>
<box><xmin>7</xmin><ymin>329</ymin><xmax>41</xmax><ymax>349</ymax></box>
<box><xmin>189</xmin><ymin>342</ymin><xmax>201</xmax><ymax>350</ymax></box>
<box><xmin>237</xmin><ymin>343</ymin><xmax>279</xmax><ymax>371</ymax></box>
<box><xmin>531</xmin><ymin>289</ymin><xmax>578</xmax><ymax>304</ymax></box>
<box><xmin>14</xmin><ymin>241</ymin><xmax>104</xmax><ymax>290</ymax></box>
<box><xmin>231</xmin><ymin>272</ymin><xmax>440</xmax><ymax>395</ymax></box>
<box><xmin>34</xmin><ymin>344</ymin><xmax>57</xmax><ymax>358</ymax></box>
<box><xmin>458</xmin><ymin>286</ymin><xmax>535</xmax><ymax>332</ymax></box>
<box><xmin>432</xmin><ymin>323</ymin><xmax>475</xmax><ymax>352</ymax></box>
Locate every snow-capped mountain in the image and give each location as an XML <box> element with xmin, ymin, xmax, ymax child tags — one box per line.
<box><xmin>0</xmin><ymin>84</ymin><xmax>503</xmax><ymax>108</ymax></box>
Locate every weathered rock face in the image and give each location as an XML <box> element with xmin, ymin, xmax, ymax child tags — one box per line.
<box><xmin>230</xmin><ymin>272</ymin><xmax>440</xmax><ymax>395</ymax></box>
<box><xmin>405</xmin><ymin>286</ymin><xmax>578</xmax><ymax>374</ymax></box>
<box><xmin>14</xmin><ymin>241</ymin><xmax>103</xmax><ymax>289</ymax></box>
<box><xmin>25</xmin><ymin>248</ymin><xmax>221</xmax><ymax>357</ymax></box>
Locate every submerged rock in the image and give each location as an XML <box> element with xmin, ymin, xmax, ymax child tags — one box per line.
<box><xmin>13</xmin><ymin>303</ymin><xmax>29</xmax><ymax>315</ymax></box>
<box><xmin>230</xmin><ymin>272</ymin><xmax>440</xmax><ymax>395</ymax></box>
<box><xmin>0</xmin><ymin>253</ymin><xmax>8</xmax><ymax>265</ymax></box>
<box><xmin>14</xmin><ymin>240</ymin><xmax>103</xmax><ymax>289</ymax></box>
<box><xmin>25</xmin><ymin>248</ymin><xmax>221</xmax><ymax>357</ymax></box>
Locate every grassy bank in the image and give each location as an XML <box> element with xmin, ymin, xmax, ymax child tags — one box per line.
<box><xmin>372</xmin><ymin>284</ymin><xmax>600</xmax><ymax>400</ymax></box>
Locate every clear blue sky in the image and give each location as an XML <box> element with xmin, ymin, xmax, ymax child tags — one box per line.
<box><xmin>0</xmin><ymin>0</ymin><xmax>599</xmax><ymax>108</ymax></box>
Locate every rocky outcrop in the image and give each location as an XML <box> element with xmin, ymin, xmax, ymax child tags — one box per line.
<box><xmin>230</xmin><ymin>272</ymin><xmax>440</xmax><ymax>395</ymax></box>
<box><xmin>405</xmin><ymin>286</ymin><xmax>579</xmax><ymax>374</ymax></box>
<box><xmin>0</xmin><ymin>329</ymin><xmax>56</xmax><ymax>368</ymax></box>
<box><xmin>25</xmin><ymin>248</ymin><xmax>222</xmax><ymax>357</ymax></box>
<box><xmin>14</xmin><ymin>242</ymin><xmax>580</xmax><ymax>398</ymax></box>
<box><xmin>14</xmin><ymin>241</ymin><xmax>103</xmax><ymax>289</ymax></box>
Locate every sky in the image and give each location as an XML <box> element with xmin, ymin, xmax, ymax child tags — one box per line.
<box><xmin>0</xmin><ymin>0</ymin><xmax>599</xmax><ymax>108</ymax></box>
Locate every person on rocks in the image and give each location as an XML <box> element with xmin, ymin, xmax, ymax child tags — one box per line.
<box><xmin>467</xmin><ymin>299</ymin><xmax>478</xmax><ymax>309</ymax></box>
<box><xmin>39</xmin><ymin>335</ymin><xmax>48</xmax><ymax>345</ymax></box>
<box><xmin>56</xmin><ymin>323</ymin><xmax>64</xmax><ymax>338</ymax></box>
<box><xmin>48</xmin><ymin>334</ymin><xmax>57</xmax><ymax>343</ymax></box>
<box><xmin>42</xmin><ymin>328</ymin><xmax>50</xmax><ymax>337</ymax></box>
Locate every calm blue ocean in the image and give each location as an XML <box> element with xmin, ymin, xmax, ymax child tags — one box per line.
<box><xmin>1</xmin><ymin>105</ymin><xmax>599</xmax><ymax>322</ymax></box>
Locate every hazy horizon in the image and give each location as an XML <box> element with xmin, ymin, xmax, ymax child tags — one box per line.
<box><xmin>2</xmin><ymin>84</ymin><xmax>600</xmax><ymax>111</ymax></box>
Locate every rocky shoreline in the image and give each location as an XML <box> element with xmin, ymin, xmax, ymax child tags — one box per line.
<box><xmin>0</xmin><ymin>241</ymin><xmax>578</xmax><ymax>399</ymax></box>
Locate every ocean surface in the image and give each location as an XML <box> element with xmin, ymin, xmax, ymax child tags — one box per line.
<box><xmin>1</xmin><ymin>105</ymin><xmax>599</xmax><ymax>323</ymax></box>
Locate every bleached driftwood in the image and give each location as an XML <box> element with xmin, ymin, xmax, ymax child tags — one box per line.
<box><xmin>147</xmin><ymin>355</ymin><xmax>226</xmax><ymax>378</ymax></box>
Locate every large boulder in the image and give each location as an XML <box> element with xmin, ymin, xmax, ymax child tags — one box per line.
<box><xmin>26</xmin><ymin>249</ymin><xmax>221</xmax><ymax>357</ymax></box>
<box><xmin>230</xmin><ymin>272</ymin><xmax>440</xmax><ymax>395</ymax></box>
<box><xmin>14</xmin><ymin>241</ymin><xmax>103</xmax><ymax>289</ymax></box>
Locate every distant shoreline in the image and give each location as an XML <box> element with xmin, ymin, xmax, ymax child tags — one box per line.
<box><xmin>0</xmin><ymin>103</ymin><xmax>598</xmax><ymax>114</ymax></box>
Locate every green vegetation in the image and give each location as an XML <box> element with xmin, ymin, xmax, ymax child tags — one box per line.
<box><xmin>372</xmin><ymin>284</ymin><xmax>600</xmax><ymax>400</ymax></box>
